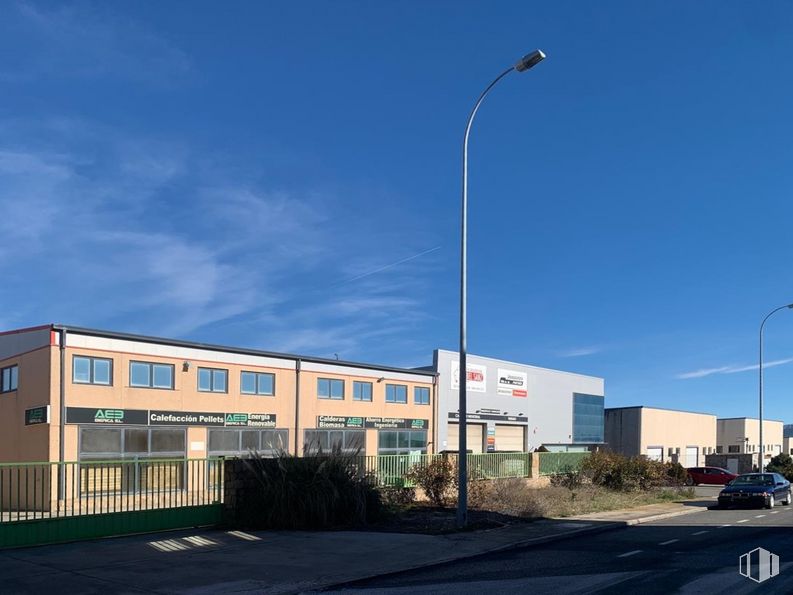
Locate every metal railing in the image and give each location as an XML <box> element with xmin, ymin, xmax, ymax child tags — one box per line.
<box><xmin>537</xmin><ymin>452</ymin><xmax>589</xmax><ymax>476</ymax></box>
<box><xmin>0</xmin><ymin>458</ymin><xmax>224</xmax><ymax>523</ymax></box>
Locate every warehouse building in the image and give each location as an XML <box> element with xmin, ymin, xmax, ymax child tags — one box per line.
<box><xmin>716</xmin><ymin>417</ymin><xmax>783</xmax><ymax>468</ymax></box>
<box><xmin>428</xmin><ymin>350</ymin><xmax>605</xmax><ymax>453</ymax></box>
<box><xmin>604</xmin><ymin>406</ymin><xmax>717</xmax><ymax>466</ymax></box>
<box><xmin>0</xmin><ymin>324</ymin><xmax>437</xmax><ymax>464</ymax></box>
<box><xmin>784</xmin><ymin>424</ymin><xmax>793</xmax><ymax>456</ymax></box>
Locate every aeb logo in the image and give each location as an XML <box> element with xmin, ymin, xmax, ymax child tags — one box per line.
<box><xmin>94</xmin><ymin>409</ymin><xmax>124</xmax><ymax>421</ymax></box>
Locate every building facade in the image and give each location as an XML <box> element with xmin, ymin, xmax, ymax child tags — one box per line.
<box><xmin>604</xmin><ymin>406</ymin><xmax>717</xmax><ymax>466</ymax></box>
<box><xmin>430</xmin><ymin>350</ymin><xmax>605</xmax><ymax>453</ymax></box>
<box><xmin>716</xmin><ymin>418</ymin><xmax>784</xmax><ymax>467</ymax></box>
<box><xmin>784</xmin><ymin>424</ymin><xmax>793</xmax><ymax>456</ymax></box>
<box><xmin>0</xmin><ymin>325</ymin><xmax>437</xmax><ymax>464</ymax></box>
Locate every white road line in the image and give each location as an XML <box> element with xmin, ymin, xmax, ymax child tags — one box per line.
<box><xmin>659</xmin><ymin>539</ymin><xmax>679</xmax><ymax>546</ymax></box>
<box><xmin>737</xmin><ymin>519</ymin><xmax>749</xmax><ymax>523</ymax></box>
<box><xmin>692</xmin><ymin>530</ymin><xmax>709</xmax><ymax>536</ymax></box>
<box><xmin>771</xmin><ymin>511</ymin><xmax>780</xmax><ymax>514</ymax></box>
<box><xmin>755</xmin><ymin>515</ymin><xmax>766</xmax><ymax>518</ymax></box>
<box><xmin>617</xmin><ymin>550</ymin><xmax>642</xmax><ymax>558</ymax></box>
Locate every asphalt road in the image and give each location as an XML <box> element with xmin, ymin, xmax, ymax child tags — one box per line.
<box><xmin>329</xmin><ymin>489</ymin><xmax>793</xmax><ymax>594</ymax></box>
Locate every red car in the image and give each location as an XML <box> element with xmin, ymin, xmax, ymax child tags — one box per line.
<box><xmin>685</xmin><ymin>466</ymin><xmax>737</xmax><ymax>486</ymax></box>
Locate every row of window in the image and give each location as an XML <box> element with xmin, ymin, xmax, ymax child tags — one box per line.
<box><xmin>0</xmin><ymin>365</ymin><xmax>18</xmax><ymax>394</ymax></box>
<box><xmin>72</xmin><ymin>356</ymin><xmax>430</xmax><ymax>404</ymax></box>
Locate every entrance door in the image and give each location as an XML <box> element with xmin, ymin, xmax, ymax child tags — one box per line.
<box><xmin>685</xmin><ymin>446</ymin><xmax>698</xmax><ymax>468</ymax></box>
<box><xmin>646</xmin><ymin>447</ymin><xmax>663</xmax><ymax>462</ymax></box>
<box><xmin>726</xmin><ymin>458</ymin><xmax>739</xmax><ymax>474</ymax></box>
<box><xmin>446</xmin><ymin>423</ymin><xmax>484</xmax><ymax>453</ymax></box>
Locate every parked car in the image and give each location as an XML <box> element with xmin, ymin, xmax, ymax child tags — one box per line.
<box><xmin>685</xmin><ymin>466</ymin><xmax>737</xmax><ymax>486</ymax></box>
<box><xmin>716</xmin><ymin>473</ymin><xmax>792</xmax><ymax>509</ymax></box>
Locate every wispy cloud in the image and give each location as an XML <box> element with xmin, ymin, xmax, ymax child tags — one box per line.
<box><xmin>557</xmin><ymin>346</ymin><xmax>603</xmax><ymax>358</ymax></box>
<box><xmin>334</xmin><ymin>246</ymin><xmax>441</xmax><ymax>287</ymax></box>
<box><xmin>676</xmin><ymin>357</ymin><xmax>793</xmax><ymax>379</ymax></box>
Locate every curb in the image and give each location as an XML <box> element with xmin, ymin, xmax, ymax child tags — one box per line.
<box><xmin>309</xmin><ymin>504</ymin><xmax>707</xmax><ymax>592</ymax></box>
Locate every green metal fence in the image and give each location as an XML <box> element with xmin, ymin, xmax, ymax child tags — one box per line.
<box><xmin>0</xmin><ymin>458</ymin><xmax>225</xmax><ymax>548</ymax></box>
<box><xmin>537</xmin><ymin>452</ymin><xmax>589</xmax><ymax>476</ymax></box>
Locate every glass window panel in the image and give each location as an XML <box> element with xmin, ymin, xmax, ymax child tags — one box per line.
<box><xmin>9</xmin><ymin>366</ymin><xmax>16</xmax><ymax>390</ymax></box>
<box><xmin>330</xmin><ymin>379</ymin><xmax>344</xmax><ymax>399</ymax></box>
<box><xmin>328</xmin><ymin>431</ymin><xmax>344</xmax><ymax>450</ymax></box>
<box><xmin>345</xmin><ymin>430</ymin><xmax>364</xmax><ymax>451</ymax></box>
<box><xmin>353</xmin><ymin>381</ymin><xmax>372</xmax><ymax>401</ymax></box>
<box><xmin>397</xmin><ymin>432</ymin><xmax>409</xmax><ymax>448</ymax></box>
<box><xmin>414</xmin><ymin>387</ymin><xmax>430</xmax><ymax>404</ymax></box>
<box><xmin>257</xmin><ymin>373</ymin><xmax>274</xmax><ymax>395</ymax></box>
<box><xmin>81</xmin><ymin>428</ymin><xmax>122</xmax><ymax>454</ymax></box>
<box><xmin>198</xmin><ymin>368</ymin><xmax>212</xmax><ymax>391</ymax></box>
<box><xmin>410</xmin><ymin>431</ymin><xmax>427</xmax><ymax>449</ymax></box>
<box><xmin>317</xmin><ymin>378</ymin><xmax>330</xmax><ymax>398</ymax></box>
<box><xmin>152</xmin><ymin>364</ymin><xmax>173</xmax><ymax>389</ymax></box>
<box><xmin>93</xmin><ymin>359</ymin><xmax>111</xmax><ymax>385</ymax></box>
<box><xmin>241</xmin><ymin>431</ymin><xmax>260</xmax><ymax>451</ymax></box>
<box><xmin>209</xmin><ymin>430</ymin><xmax>240</xmax><ymax>453</ymax></box>
<box><xmin>73</xmin><ymin>357</ymin><xmax>91</xmax><ymax>383</ymax></box>
<box><xmin>151</xmin><ymin>429</ymin><xmax>185</xmax><ymax>453</ymax></box>
<box><xmin>124</xmin><ymin>429</ymin><xmax>148</xmax><ymax>453</ymax></box>
<box><xmin>213</xmin><ymin>369</ymin><xmax>227</xmax><ymax>392</ymax></box>
<box><xmin>1</xmin><ymin>369</ymin><xmax>8</xmax><ymax>392</ymax></box>
<box><xmin>264</xmin><ymin>430</ymin><xmax>288</xmax><ymax>451</ymax></box>
<box><xmin>130</xmin><ymin>362</ymin><xmax>150</xmax><ymax>387</ymax></box>
<box><xmin>379</xmin><ymin>431</ymin><xmax>397</xmax><ymax>449</ymax></box>
<box><xmin>241</xmin><ymin>372</ymin><xmax>256</xmax><ymax>394</ymax></box>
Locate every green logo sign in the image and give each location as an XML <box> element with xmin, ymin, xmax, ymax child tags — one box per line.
<box><xmin>95</xmin><ymin>409</ymin><xmax>124</xmax><ymax>421</ymax></box>
<box><xmin>225</xmin><ymin>413</ymin><xmax>248</xmax><ymax>425</ymax></box>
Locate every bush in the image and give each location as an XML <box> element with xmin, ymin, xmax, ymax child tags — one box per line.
<box><xmin>550</xmin><ymin>467</ymin><xmax>584</xmax><ymax>489</ymax></box>
<box><xmin>237</xmin><ymin>448</ymin><xmax>382</xmax><ymax>530</ymax></box>
<box><xmin>405</xmin><ymin>456</ymin><xmax>457</xmax><ymax>507</ymax></box>
<box><xmin>766</xmin><ymin>453</ymin><xmax>793</xmax><ymax>481</ymax></box>
<box><xmin>581</xmin><ymin>450</ymin><xmax>686</xmax><ymax>492</ymax></box>
<box><xmin>379</xmin><ymin>486</ymin><xmax>416</xmax><ymax>507</ymax></box>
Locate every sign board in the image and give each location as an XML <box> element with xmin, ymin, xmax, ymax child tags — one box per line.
<box><xmin>66</xmin><ymin>407</ymin><xmax>149</xmax><ymax>425</ymax></box>
<box><xmin>497</xmin><ymin>368</ymin><xmax>528</xmax><ymax>397</ymax></box>
<box><xmin>486</xmin><ymin>427</ymin><xmax>496</xmax><ymax>452</ymax></box>
<box><xmin>316</xmin><ymin>416</ymin><xmax>429</xmax><ymax>430</ymax></box>
<box><xmin>449</xmin><ymin>411</ymin><xmax>527</xmax><ymax>423</ymax></box>
<box><xmin>66</xmin><ymin>407</ymin><xmax>276</xmax><ymax>428</ymax></box>
<box><xmin>317</xmin><ymin>415</ymin><xmax>364</xmax><ymax>429</ymax></box>
<box><xmin>25</xmin><ymin>406</ymin><xmax>50</xmax><ymax>426</ymax></box>
<box><xmin>450</xmin><ymin>361</ymin><xmax>487</xmax><ymax>393</ymax></box>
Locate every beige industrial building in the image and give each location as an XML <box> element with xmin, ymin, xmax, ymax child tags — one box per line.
<box><xmin>716</xmin><ymin>418</ymin><xmax>783</xmax><ymax>466</ymax></box>
<box><xmin>604</xmin><ymin>406</ymin><xmax>717</xmax><ymax>467</ymax></box>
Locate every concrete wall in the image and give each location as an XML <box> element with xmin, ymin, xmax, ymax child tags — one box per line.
<box><xmin>433</xmin><ymin>349</ymin><xmax>604</xmax><ymax>453</ymax></box>
<box><xmin>716</xmin><ymin>418</ymin><xmax>784</xmax><ymax>464</ymax></box>
<box><xmin>605</xmin><ymin>407</ymin><xmax>716</xmax><ymax>466</ymax></box>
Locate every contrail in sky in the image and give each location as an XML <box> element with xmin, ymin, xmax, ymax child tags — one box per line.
<box><xmin>335</xmin><ymin>246</ymin><xmax>441</xmax><ymax>286</ymax></box>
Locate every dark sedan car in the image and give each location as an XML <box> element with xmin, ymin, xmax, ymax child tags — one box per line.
<box><xmin>716</xmin><ymin>473</ymin><xmax>791</xmax><ymax>509</ymax></box>
<box><xmin>685</xmin><ymin>466</ymin><xmax>737</xmax><ymax>486</ymax></box>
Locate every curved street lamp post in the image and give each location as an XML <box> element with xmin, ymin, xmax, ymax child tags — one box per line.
<box><xmin>457</xmin><ymin>50</ymin><xmax>546</xmax><ymax>528</ymax></box>
<box><xmin>758</xmin><ymin>303</ymin><xmax>793</xmax><ymax>472</ymax></box>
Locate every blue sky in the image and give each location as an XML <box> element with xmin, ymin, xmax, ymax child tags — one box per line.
<box><xmin>2</xmin><ymin>1</ymin><xmax>793</xmax><ymax>421</ymax></box>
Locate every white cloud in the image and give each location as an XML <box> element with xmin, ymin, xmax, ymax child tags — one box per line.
<box><xmin>557</xmin><ymin>346</ymin><xmax>603</xmax><ymax>358</ymax></box>
<box><xmin>676</xmin><ymin>357</ymin><xmax>793</xmax><ymax>380</ymax></box>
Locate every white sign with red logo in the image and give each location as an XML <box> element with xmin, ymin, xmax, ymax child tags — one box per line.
<box><xmin>497</xmin><ymin>368</ymin><xmax>528</xmax><ymax>397</ymax></box>
<box><xmin>450</xmin><ymin>361</ymin><xmax>487</xmax><ymax>393</ymax></box>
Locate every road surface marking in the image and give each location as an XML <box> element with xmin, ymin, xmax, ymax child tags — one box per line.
<box><xmin>771</xmin><ymin>511</ymin><xmax>780</xmax><ymax>514</ymax></box>
<box><xmin>737</xmin><ymin>519</ymin><xmax>749</xmax><ymax>523</ymax></box>
<box><xmin>755</xmin><ymin>515</ymin><xmax>766</xmax><ymax>518</ymax></box>
<box><xmin>617</xmin><ymin>550</ymin><xmax>642</xmax><ymax>558</ymax></box>
<box><xmin>692</xmin><ymin>530</ymin><xmax>709</xmax><ymax>535</ymax></box>
<box><xmin>717</xmin><ymin>524</ymin><xmax>731</xmax><ymax>528</ymax></box>
<box><xmin>659</xmin><ymin>539</ymin><xmax>679</xmax><ymax>545</ymax></box>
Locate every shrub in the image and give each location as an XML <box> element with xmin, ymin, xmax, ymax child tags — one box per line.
<box><xmin>550</xmin><ymin>467</ymin><xmax>584</xmax><ymax>489</ymax></box>
<box><xmin>379</xmin><ymin>486</ymin><xmax>416</xmax><ymax>507</ymax></box>
<box><xmin>766</xmin><ymin>453</ymin><xmax>793</xmax><ymax>481</ymax></box>
<box><xmin>237</xmin><ymin>448</ymin><xmax>382</xmax><ymax>530</ymax></box>
<box><xmin>404</xmin><ymin>456</ymin><xmax>457</xmax><ymax>507</ymax></box>
<box><xmin>581</xmin><ymin>450</ymin><xmax>687</xmax><ymax>492</ymax></box>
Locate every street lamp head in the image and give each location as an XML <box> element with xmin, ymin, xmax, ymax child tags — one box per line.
<box><xmin>515</xmin><ymin>50</ymin><xmax>546</xmax><ymax>72</ymax></box>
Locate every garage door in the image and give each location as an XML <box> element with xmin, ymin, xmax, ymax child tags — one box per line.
<box><xmin>495</xmin><ymin>425</ymin><xmax>525</xmax><ymax>451</ymax></box>
<box><xmin>646</xmin><ymin>447</ymin><xmax>663</xmax><ymax>462</ymax></box>
<box><xmin>446</xmin><ymin>423</ymin><xmax>484</xmax><ymax>453</ymax></box>
<box><xmin>685</xmin><ymin>446</ymin><xmax>698</xmax><ymax>468</ymax></box>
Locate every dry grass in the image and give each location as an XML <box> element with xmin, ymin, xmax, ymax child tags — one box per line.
<box><xmin>469</xmin><ymin>479</ymin><xmax>694</xmax><ymax>519</ymax></box>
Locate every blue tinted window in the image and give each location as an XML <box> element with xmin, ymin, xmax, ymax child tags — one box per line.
<box><xmin>318</xmin><ymin>378</ymin><xmax>344</xmax><ymax>400</ymax></box>
<box><xmin>386</xmin><ymin>384</ymin><xmax>407</xmax><ymax>403</ymax></box>
<box><xmin>414</xmin><ymin>387</ymin><xmax>430</xmax><ymax>405</ymax></box>
<box><xmin>572</xmin><ymin>393</ymin><xmax>604</xmax><ymax>443</ymax></box>
<box><xmin>353</xmin><ymin>381</ymin><xmax>372</xmax><ymax>401</ymax></box>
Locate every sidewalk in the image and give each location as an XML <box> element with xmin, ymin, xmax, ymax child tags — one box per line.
<box><xmin>0</xmin><ymin>499</ymin><xmax>709</xmax><ymax>595</ymax></box>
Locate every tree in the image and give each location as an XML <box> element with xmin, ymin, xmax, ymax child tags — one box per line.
<box><xmin>766</xmin><ymin>453</ymin><xmax>793</xmax><ymax>481</ymax></box>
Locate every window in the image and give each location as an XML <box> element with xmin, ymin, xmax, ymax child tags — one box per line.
<box><xmin>414</xmin><ymin>386</ymin><xmax>430</xmax><ymax>405</ymax></box>
<box><xmin>572</xmin><ymin>393</ymin><xmax>604</xmax><ymax>443</ymax></box>
<box><xmin>1</xmin><ymin>365</ymin><xmax>18</xmax><ymax>393</ymax></box>
<box><xmin>208</xmin><ymin>429</ymin><xmax>288</xmax><ymax>456</ymax></box>
<box><xmin>728</xmin><ymin>445</ymin><xmax>740</xmax><ymax>453</ymax></box>
<box><xmin>378</xmin><ymin>430</ymin><xmax>427</xmax><ymax>455</ymax></box>
<box><xmin>79</xmin><ymin>427</ymin><xmax>185</xmax><ymax>460</ymax></box>
<box><xmin>353</xmin><ymin>381</ymin><xmax>372</xmax><ymax>402</ymax></box>
<box><xmin>241</xmin><ymin>371</ymin><xmax>275</xmax><ymax>396</ymax></box>
<box><xmin>130</xmin><ymin>361</ymin><xmax>174</xmax><ymax>389</ymax></box>
<box><xmin>303</xmin><ymin>429</ymin><xmax>364</xmax><ymax>454</ymax></box>
<box><xmin>317</xmin><ymin>378</ymin><xmax>344</xmax><ymax>400</ymax></box>
<box><xmin>716</xmin><ymin>445</ymin><xmax>724</xmax><ymax>454</ymax></box>
<box><xmin>73</xmin><ymin>356</ymin><xmax>112</xmax><ymax>385</ymax></box>
<box><xmin>198</xmin><ymin>367</ymin><xmax>228</xmax><ymax>393</ymax></box>
<box><xmin>385</xmin><ymin>384</ymin><xmax>407</xmax><ymax>404</ymax></box>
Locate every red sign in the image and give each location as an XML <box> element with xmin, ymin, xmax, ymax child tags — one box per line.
<box><xmin>513</xmin><ymin>390</ymin><xmax>528</xmax><ymax>397</ymax></box>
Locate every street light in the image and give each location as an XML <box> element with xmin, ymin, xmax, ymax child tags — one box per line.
<box><xmin>457</xmin><ymin>49</ymin><xmax>546</xmax><ymax>528</ymax></box>
<box><xmin>759</xmin><ymin>302</ymin><xmax>793</xmax><ymax>472</ymax></box>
